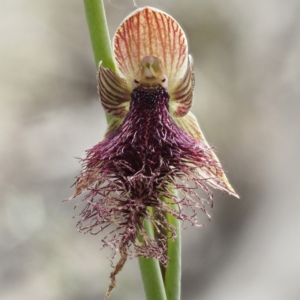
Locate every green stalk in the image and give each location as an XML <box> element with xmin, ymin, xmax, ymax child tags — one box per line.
<box><xmin>83</xmin><ymin>1</ymin><xmax>168</xmax><ymax>299</ymax></box>
<box><xmin>139</xmin><ymin>212</ymin><xmax>167</xmax><ymax>300</ymax></box>
<box><xmin>164</xmin><ymin>197</ymin><xmax>181</xmax><ymax>300</ymax></box>
<box><xmin>84</xmin><ymin>0</ymin><xmax>114</xmax><ymax>123</ymax></box>
<box><xmin>84</xmin><ymin>0</ymin><xmax>115</xmax><ymax>71</ymax></box>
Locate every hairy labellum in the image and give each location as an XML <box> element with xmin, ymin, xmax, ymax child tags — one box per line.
<box><xmin>73</xmin><ymin>85</ymin><xmax>225</xmax><ymax>294</ymax></box>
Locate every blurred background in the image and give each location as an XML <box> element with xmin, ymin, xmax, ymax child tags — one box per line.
<box><xmin>1</xmin><ymin>0</ymin><xmax>300</xmax><ymax>299</ymax></box>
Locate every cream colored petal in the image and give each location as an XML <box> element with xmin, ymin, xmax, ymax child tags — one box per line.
<box><xmin>98</xmin><ymin>62</ymin><xmax>131</xmax><ymax>118</ymax></box>
<box><xmin>113</xmin><ymin>7</ymin><xmax>188</xmax><ymax>91</ymax></box>
<box><xmin>169</xmin><ymin>55</ymin><xmax>194</xmax><ymax>117</ymax></box>
<box><xmin>173</xmin><ymin>112</ymin><xmax>239</xmax><ymax>198</ymax></box>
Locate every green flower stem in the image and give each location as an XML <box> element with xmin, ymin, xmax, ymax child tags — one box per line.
<box><xmin>83</xmin><ymin>1</ymin><xmax>169</xmax><ymax>299</ymax></box>
<box><xmin>84</xmin><ymin>0</ymin><xmax>115</xmax><ymax>71</ymax></box>
<box><xmin>84</xmin><ymin>0</ymin><xmax>114</xmax><ymax>123</ymax></box>
<box><xmin>164</xmin><ymin>197</ymin><xmax>181</xmax><ymax>300</ymax></box>
<box><xmin>139</xmin><ymin>210</ymin><xmax>167</xmax><ymax>300</ymax></box>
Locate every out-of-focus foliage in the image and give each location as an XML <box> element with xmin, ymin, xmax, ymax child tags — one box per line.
<box><xmin>1</xmin><ymin>0</ymin><xmax>299</xmax><ymax>299</ymax></box>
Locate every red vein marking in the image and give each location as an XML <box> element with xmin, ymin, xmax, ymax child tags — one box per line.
<box><xmin>153</xmin><ymin>11</ymin><xmax>166</xmax><ymax>64</ymax></box>
<box><xmin>137</xmin><ymin>11</ymin><xmax>140</xmax><ymax>61</ymax></box>
<box><xmin>145</xmin><ymin>9</ymin><xmax>153</xmax><ymax>56</ymax></box>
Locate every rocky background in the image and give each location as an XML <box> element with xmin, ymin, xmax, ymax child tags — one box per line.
<box><xmin>1</xmin><ymin>0</ymin><xmax>300</xmax><ymax>299</ymax></box>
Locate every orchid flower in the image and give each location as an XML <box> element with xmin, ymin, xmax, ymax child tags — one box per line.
<box><xmin>71</xmin><ymin>6</ymin><xmax>238</xmax><ymax>297</ymax></box>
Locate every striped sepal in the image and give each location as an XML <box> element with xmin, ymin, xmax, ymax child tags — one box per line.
<box><xmin>98</xmin><ymin>62</ymin><xmax>131</xmax><ymax>118</ymax></box>
<box><xmin>173</xmin><ymin>112</ymin><xmax>239</xmax><ymax>198</ymax></box>
<box><xmin>113</xmin><ymin>7</ymin><xmax>188</xmax><ymax>91</ymax></box>
<box><xmin>170</xmin><ymin>55</ymin><xmax>195</xmax><ymax>117</ymax></box>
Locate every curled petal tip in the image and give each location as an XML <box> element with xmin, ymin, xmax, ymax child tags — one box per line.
<box><xmin>220</xmin><ymin>177</ymin><xmax>239</xmax><ymax>198</ymax></box>
<box><xmin>230</xmin><ymin>189</ymin><xmax>240</xmax><ymax>199</ymax></box>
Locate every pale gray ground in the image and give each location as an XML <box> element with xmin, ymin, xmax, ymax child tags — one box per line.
<box><xmin>1</xmin><ymin>0</ymin><xmax>300</xmax><ymax>299</ymax></box>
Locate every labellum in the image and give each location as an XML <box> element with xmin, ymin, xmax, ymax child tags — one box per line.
<box><xmin>70</xmin><ymin>6</ymin><xmax>238</xmax><ymax>297</ymax></box>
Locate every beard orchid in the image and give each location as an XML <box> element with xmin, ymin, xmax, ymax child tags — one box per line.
<box><xmin>70</xmin><ymin>6</ymin><xmax>238</xmax><ymax>296</ymax></box>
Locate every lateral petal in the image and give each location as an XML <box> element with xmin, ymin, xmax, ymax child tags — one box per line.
<box><xmin>98</xmin><ymin>62</ymin><xmax>131</xmax><ymax>118</ymax></box>
<box><xmin>173</xmin><ymin>112</ymin><xmax>239</xmax><ymax>198</ymax></box>
<box><xmin>169</xmin><ymin>55</ymin><xmax>195</xmax><ymax>117</ymax></box>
